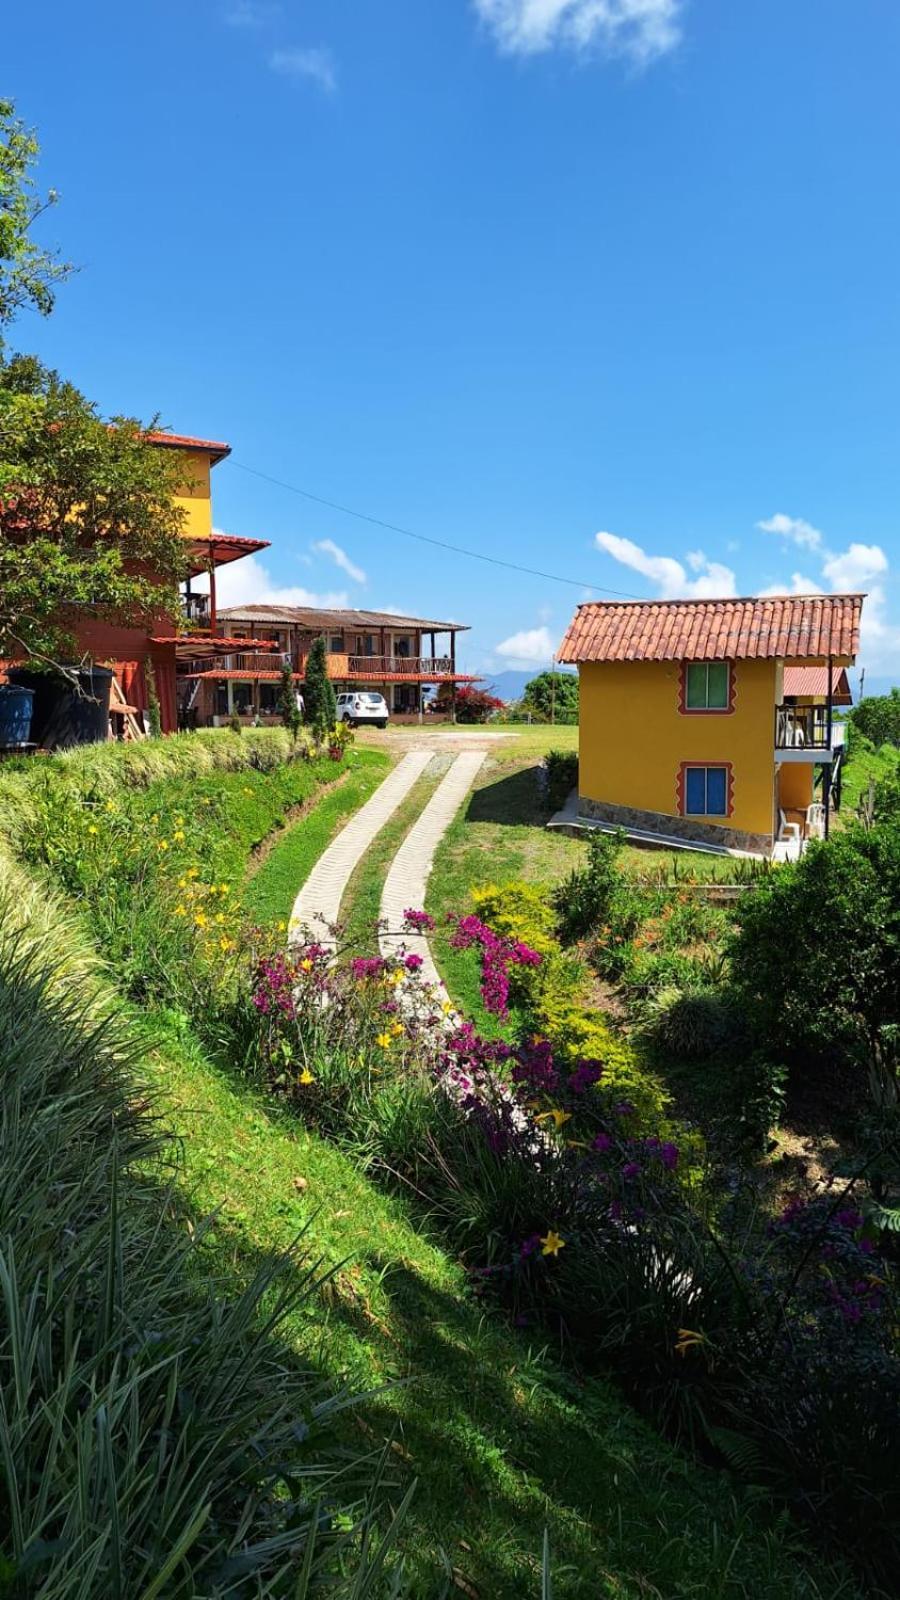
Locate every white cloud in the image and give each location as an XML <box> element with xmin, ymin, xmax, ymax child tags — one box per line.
<box><xmin>312</xmin><ymin>538</ymin><xmax>366</xmax><ymax>585</ymax></box>
<box><xmin>756</xmin><ymin>573</ymin><xmax>824</xmax><ymax>598</ymax></box>
<box><xmin>269</xmin><ymin>47</ymin><xmax>336</xmax><ymax>91</ymax></box>
<box><xmin>821</xmin><ymin>542</ymin><xmax>888</xmax><ymax>592</ymax></box>
<box><xmin>496</xmin><ymin>625</ymin><xmax>556</xmax><ymax>667</ymax></box>
<box><xmin>225</xmin><ymin>0</ymin><xmax>280</xmax><ymax>26</ymax></box>
<box><xmin>757</xmin><ymin>513</ymin><xmax>824</xmax><ymax>552</ymax></box>
<box><xmin>193</xmin><ymin>549</ymin><xmax>349</xmax><ymax>610</ymax></box>
<box><xmin>594</xmin><ymin>531</ymin><xmax>737</xmax><ymax>599</ymax></box>
<box><xmin>472</xmin><ymin>0</ymin><xmax>682</xmax><ymax>63</ymax></box>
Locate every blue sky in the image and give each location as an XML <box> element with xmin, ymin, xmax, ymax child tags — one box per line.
<box><xmin>6</xmin><ymin>0</ymin><xmax>899</xmax><ymax>686</ymax></box>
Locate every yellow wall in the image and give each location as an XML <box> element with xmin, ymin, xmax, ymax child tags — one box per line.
<box><xmin>578</xmin><ymin>658</ymin><xmax>778</xmax><ymax>838</ymax></box>
<box><xmin>172</xmin><ymin>451</ymin><xmax>214</xmax><ymax>541</ymax></box>
<box><xmin>777</xmin><ymin>763</ymin><xmax>814</xmax><ymax>812</ymax></box>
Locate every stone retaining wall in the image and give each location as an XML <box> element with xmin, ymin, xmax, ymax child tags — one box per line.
<box><xmin>577</xmin><ymin>795</ymin><xmax>773</xmax><ymax>856</ymax></box>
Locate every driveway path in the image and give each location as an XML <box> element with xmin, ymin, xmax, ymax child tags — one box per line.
<box><xmin>379</xmin><ymin>750</ymin><xmax>486</xmax><ymax>995</ymax></box>
<box><xmin>289</xmin><ymin>749</ymin><xmax>432</xmax><ymax>947</ymax></box>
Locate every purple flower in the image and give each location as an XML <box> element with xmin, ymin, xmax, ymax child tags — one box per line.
<box><xmin>351</xmin><ymin>957</ymin><xmax>386</xmax><ymax>979</ymax></box>
<box><xmin>568</xmin><ymin>1059</ymin><xmax>603</xmax><ymax>1095</ymax></box>
<box><xmin>519</xmin><ymin>1233</ymin><xmax>542</xmax><ymax>1260</ymax></box>
<box><xmin>403</xmin><ymin>908</ymin><xmax>435</xmax><ymax>933</ymax></box>
<box><xmin>835</xmin><ymin>1208</ymin><xmax>863</xmax><ymax>1231</ymax></box>
<box><xmin>622</xmin><ymin>1161</ymin><xmax>641</xmax><ymax>1180</ymax></box>
<box><xmin>614</xmin><ymin>1101</ymin><xmax>635</xmax><ymax>1118</ymax></box>
<box><xmin>659</xmin><ymin>1141</ymin><xmax>679</xmax><ymax>1171</ymax></box>
<box><xmin>404</xmin><ymin>953</ymin><xmax>424</xmax><ymax>971</ymax></box>
<box><xmin>592</xmin><ymin>1131</ymin><xmax>613</xmax><ymax>1153</ymax></box>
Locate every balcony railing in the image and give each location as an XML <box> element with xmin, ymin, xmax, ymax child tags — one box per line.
<box><xmin>346</xmin><ymin>655</ymin><xmax>452</xmax><ymax>677</ymax></box>
<box><xmin>776</xmin><ymin>706</ymin><xmax>846</xmax><ymax>751</ymax></box>
<box><xmin>182</xmin><ymin>593</ymin><xmax>211</xmax><ymax>626</ymax></box>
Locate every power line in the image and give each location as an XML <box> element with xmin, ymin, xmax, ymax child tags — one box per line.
<box><xmin>231</xmin><ymin>460</ymin><xmax>642</xmax><ymax>601</ymax></box>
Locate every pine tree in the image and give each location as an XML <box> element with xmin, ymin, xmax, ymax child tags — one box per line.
<box><xmin>303</xmin><ymin>637</ymin><xmax>337</xmax><ymax>740</ymax></box>
<box><xmin>278</xmin><ymin>656</ymin><xmax>301</xmax><ymax>739</ymax></box>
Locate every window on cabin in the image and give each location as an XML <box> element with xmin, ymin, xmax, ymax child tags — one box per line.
<box><xmin>685</xmin><ymin>661</ymin><xmax>730</xmax><ymax>710</ymax></box>
<box><xmin>330</xmin><ymin>635</ymin><xmax>343</xmax><ymax>653</ymax></box>
<box><xmin>683</xmin><ymin>766</ymin><xmax>729</xmax><ymax>816</ymax></box>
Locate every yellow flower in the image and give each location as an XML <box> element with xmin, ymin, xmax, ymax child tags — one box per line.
<box><xmin>300</xmin><ymin>958</ymin><xmax>313</xmax><ymax>972</ymax></box>
<box><xmin>298</xmin><ymin>1068</ymin><xmax>314</xmax><ymax>1086</ymax></box>
<box><xmin>174</xmin><ymin>815</ymin><xmax>184</xmax><ymax>827</ymax></box>
<box><xmin>187</xmin><ymin>866</ymin><xmax>198</xmax><ymax>878</ymax></box>
<box><xmin>105</xmin><ymin>799</ymin><xmax>116</xmax><ymax>812</ymax></box>
<box><xmin>157</xmin><ymin>839</ymin><xmax>169</xmax><ymax>851</ymax></box>
<box><xmin>172</xmin><ymin>830</ymin><xmax>186</xmax><ymax>844</ymax></box>
<box><xmin>219</xmin><ymin>884</ymin><xmax>229</xmax><ymax>895</ymax></box>
<box><xmin>194</xmin><ymin>912</ymin><xmax>208</xmax><ymax>929</ymax></box>
<box><xmin>442</xmin><ymin>1000</ymin><xmax>453</xmax><ymax>1015</ymax></box>
<box><xmin>215</xmin><ymin>911</ymin><xmax>226</xmax><ymax>925</ymax></box>
<box><xmin>150</xmin><ymin>813</ymin><xmax>159</xmax><ymax>826</ymax></box>
<box><xmin>536</xmin><ymin>1109</ymin><xmax>573</xmax><ymax>1133</ymax></box>
<box><xmin>219</xmin><ymin>936</ymin><xmax>234</xmax><ymax>952</ymax></box>
<box><xmin>277</xmin><ymin>920</ymin><xmax>287</xmax><ymax>933</ymax></box>
<box><xmin>174</xmin><ymin>904</ymin><xmax>187</xmax><ymax>917</ymax></box>
<box><xmin>391</xmin><ymin>1021</ymin><xmax>404</xmax><ymax>1037</ymax></box>
<box><xmin>376</xmin><ymin>1032</ymin><xmax>392</xmax><ymax>1050</ymax></box>
<box><xmin>177</xmin><ymin>876</ymin><xmax>187</xmax><ymax>889</ymax></box>
<box><xmin>87</xmin><ymin>824</ymin><xmax>98</xmax><ymax>836</ymax></box>
<box><xmin>540</xmin><ymin>1230</ymin><xmax>565</xmax><ymax>1257</ymax></box>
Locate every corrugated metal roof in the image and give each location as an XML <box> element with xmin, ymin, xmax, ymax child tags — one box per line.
<box><xmin>557</xmin><ymin>595</ymin><xmax>863</xmax><ymax>664</ymax></box>
<box><xmin>782</xmin><ymin>665</ymin><xmax>853</xmax><ymax>703</ymax></box>
<box><xmin>218</xmin><ymin>604</ymin><xmax>468</xmax><ymax>632</ymax></box>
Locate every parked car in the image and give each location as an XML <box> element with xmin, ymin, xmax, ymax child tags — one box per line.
<box><xmin>336</xmin><ymin>691</ymin><xmax>389</xmax><ymax>728</ymax></box>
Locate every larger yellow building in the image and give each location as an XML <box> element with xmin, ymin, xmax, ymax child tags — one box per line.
<box><xmin>557</xmin><ymin>593</ymin><xmax>863</xmax><ymax>855</ymax></box>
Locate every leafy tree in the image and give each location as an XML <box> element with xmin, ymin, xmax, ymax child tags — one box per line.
<box><xmin>303</xmin><ymin>636</ymin><xmax>336</xmax><ymax>738</ymax></box>
<box><xmin>277</xmin><ymin>655</ymin><xmax>301</xmax><ymax>739</ymax></box>
<box><xmin>851</xmin><ymin>689</ymin><xmax>900</xmax><ymax>749</ymax></box>
<box><xmin>0</xmin><ymin>98</ymin><xmax>72</xmax><ymax>336</ymax></box>
<box><xmin>732</xmin><ymin>822</ymin><xmax>900</xmax><ymax>1105</ymax></box>
<box><xmin>523</xmin><ymin>669</ymin><xmax>578</xmax><ymax>724</ymax></box>
<box><xmin>0</xmin><ymin>355</ymin><xmax>188</xmax><ymax>664</ymax></box>
<box><xmin>434</xmin><ymin>683</ymin><xmax>502</xmax><ymax>724</ymax></box>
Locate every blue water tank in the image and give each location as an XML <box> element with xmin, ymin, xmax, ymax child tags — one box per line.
<box><xmin>0</xmin><ymin>684</ymin><xmax>35</xmax><ymax>747</ymax></box>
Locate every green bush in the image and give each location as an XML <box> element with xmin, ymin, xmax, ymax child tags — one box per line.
<box><xmin>732</xmin><ymin>819</ymin><xmax>900</xmax><ymax>1105</ymax></box>
<box><xmin>553</xmin><ymin>827</ymin><xmax>625</xmax><ymax>942</ymax></box>
<box><xmin>543</xmin><ymin>749</ymin><xmax>578</xmax><ymax>813</ymax></box>
<box><xmin>641</xmin><ymin>984</ymin><xmax>747</xmax><ymax>1061</ymax></box>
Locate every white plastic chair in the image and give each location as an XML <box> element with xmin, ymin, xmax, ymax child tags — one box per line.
<box><xmin>805</xmin><ymin>802</ymin><xmax>825</xmax><ymax>839</ymax></box>
<box><xmin>778</xmin><ymin>809</ymin><xmax>802</xmax><ymax>844</ymax></box>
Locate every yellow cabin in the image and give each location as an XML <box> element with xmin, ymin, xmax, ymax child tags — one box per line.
<box><xmin>557</xmin><ymin>594</ymin><xmax>863</xmax><ymax>857</ymax></box>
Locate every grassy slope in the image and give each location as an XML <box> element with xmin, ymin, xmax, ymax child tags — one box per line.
<box><xmin>147</xmin><ymin>1017</ymin><xmax>851</xmax><ymax>1600</ymax></box>
<box><xmin>839</xmin><ymin>738</ymin><xmax>900</xmax><ymax>816</ymax></box>
<box><xmin>2</xmin><ymin>732</ymin><xmax>857</xmax><ymax>1599</ymax></box>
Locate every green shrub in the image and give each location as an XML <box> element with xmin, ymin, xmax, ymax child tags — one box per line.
<box><xmin>732</xmin><ymin>819</ymin><xmax>900</xmax><ymax>1105</ymax></box>
<box><xmin>543</xmin><ymin>749</ymin><xmax>578</xmax><ymax>813</ymax></box>
<box><xmin>641</xmin><ymin>984</ymin><xmax>747</xmax><ymax>1061</ymax></box>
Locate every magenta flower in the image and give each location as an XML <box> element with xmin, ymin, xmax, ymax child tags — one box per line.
<box><xmin>404</xmin><ymin>953</ymin><xmax>424</xmax><ymax>971</ymax></box>
<box><xmin>592</xmin><ymin>1131</ymin><xmax>613</xmax><ymax>1153</ymax></box>
<box><xmin>403</xmin><ymin>908</ymin><xmax>435</xmax><ymax>933</ymax></box>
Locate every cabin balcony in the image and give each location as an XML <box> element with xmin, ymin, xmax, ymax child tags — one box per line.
<box><xmin>346</xmin><ymin>654</ymin><xmax>453</xmax><ymax>678</ymax></box>
<box><xmin>775</xmin><ymin>705</ymin><xmax>846</xmax><ymax>762</ymax></box>
<box><xmin>182</xmin><ymin>592</ymin><xmax>211</xmax><ymax>628</ymax></box>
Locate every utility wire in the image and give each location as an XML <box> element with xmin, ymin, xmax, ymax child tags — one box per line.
<box><xmin>231</xmin><ymin>460</ymin><xmax>642</xmax><ymax>601</ymax></box>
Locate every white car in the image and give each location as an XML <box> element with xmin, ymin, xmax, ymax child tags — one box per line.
<box><xmin>336</xmin><ymin>691</ymin><xmax>390</xmax><ymax>729</ymax></box>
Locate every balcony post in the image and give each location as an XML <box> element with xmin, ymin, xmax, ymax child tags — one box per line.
<box><xmin>824</xmin><ymin>655</ymin><xmax>834</xmax><ymax>838</ymax></box>
<box><xmin>208</xmin><ymin>541</ymin><xmax>217</xmax><ymax>636</ymax></box>
<box><xmin>450</xmin><ymin>630</ymin><xmax>457</xmax><ymax>723</ymax></box>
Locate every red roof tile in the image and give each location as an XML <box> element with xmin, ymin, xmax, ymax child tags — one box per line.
<box><xmin>557</xmin><ymin>594</ymin><xmax>863</xmax><ymax>665</ymax></box>
<box><xmin>147</xmin><ymin>431</ymin><xmax>231</xmax><ymax>465</ymax></box>
<box><xmin>782</xmin><ymin>665</ymin><xmax>853</xmax><ymax>703</ymax></box>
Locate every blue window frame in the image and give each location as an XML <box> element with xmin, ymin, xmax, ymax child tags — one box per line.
<box><xmin>684</xmin><ymin>765</ymin><xmax>728</xmax><ymax>816</ymax></box>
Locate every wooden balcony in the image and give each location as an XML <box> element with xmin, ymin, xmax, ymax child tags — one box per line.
<box><xmin>775</xmin><ymin>706</ymin><xmax>846</xmax><ymax>760</ymax></box>
<box><xmin>345</xmin><ymin>655</ymin><xmax>453</xmax><ymax>677</ymax></box>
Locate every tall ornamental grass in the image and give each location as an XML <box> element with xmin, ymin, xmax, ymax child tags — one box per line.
<box><xmin>0</xmin><ymin>883</ymin><xmax>409</xmax><ymax>1598</ymax></box>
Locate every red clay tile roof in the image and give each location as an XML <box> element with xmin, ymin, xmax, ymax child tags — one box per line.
<box><xmin>147</xmin><ymin>431</ymin><xmax>231</xmax><ymax>465</ymax></box>
<box><xmin>557</xmin><ymin>594</ymin><xmax>863</xmax><ymax>665</ymax></box>
<box><xmin>782</xmin><ymin>665</ymin><xmax>853</xmax><ymax>703</ymax></box>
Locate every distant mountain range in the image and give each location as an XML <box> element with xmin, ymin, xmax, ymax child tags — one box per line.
<box><xmin>479</xmin><ymin>668</ymin><xmax>577</xmax><ymax>704</ymax></box>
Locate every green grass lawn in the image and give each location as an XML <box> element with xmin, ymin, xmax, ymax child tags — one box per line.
<box><xmin>242</xmin><ymin>747</ymin><xmax>392</xmax><ymax>927</ymax></box>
